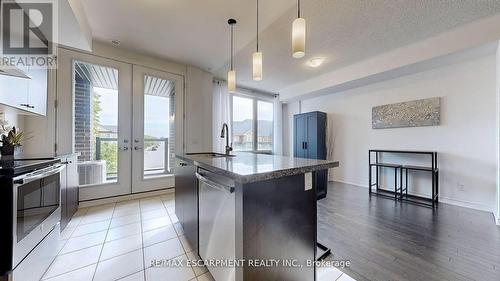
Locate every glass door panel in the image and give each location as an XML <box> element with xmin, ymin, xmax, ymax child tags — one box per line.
<box><xmin>66</xmin><ymin>51</ymin><xmax>132</xmax><ymax>201</ymax></box>
<box><xmin>132</xmin><ymin>66</ymin><xmax>183</xmax><ymax>193</ymax></box>
<box><xmin>143</xmin><ymin>75</ymin><xmax>173</xmax><ymax>178</ymax></box>
<box><xmin>74</xmin><ymin>61</ymin><xmax>119</xmax><ymax>185</ymax></box>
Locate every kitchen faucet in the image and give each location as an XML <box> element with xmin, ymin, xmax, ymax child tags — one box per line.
<box><xmin>220</xmin><ymin>123</ymin><xmax>233</xmax><ymax>155</ymax></box>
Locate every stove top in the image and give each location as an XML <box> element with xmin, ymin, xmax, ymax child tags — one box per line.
<box><xmin>0</xmin><ymin>158</ymin><xmax>60</xmax><ymax>176</ymax></box>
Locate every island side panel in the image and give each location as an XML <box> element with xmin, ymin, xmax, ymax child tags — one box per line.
<box><xmin>235</xmin><ymin>181</ymin><xmax>244</xmax><ymax>281</ymax></box>
<box><xmin>239</xmin><ymin>173</ymin><xmax>317</xmax><ymax>281</ymax></box>
<box><xmin>174</xmin><ymin>158</ymin><xmax>199</xmax><ymax>254</ymax></box>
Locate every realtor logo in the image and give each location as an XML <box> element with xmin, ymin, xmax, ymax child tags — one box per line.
<box><xmin>1</xmin><ymin>0</ymin><xmax>57</xmax><ymax>68</ymax></box>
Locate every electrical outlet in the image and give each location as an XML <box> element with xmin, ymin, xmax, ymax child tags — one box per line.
<box><xmin>457</xmin><ymin>182</ymin><xmax>465</xmax><ymax>191</ymax></box>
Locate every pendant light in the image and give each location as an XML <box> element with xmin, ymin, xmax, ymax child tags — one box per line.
<box><xmin>252</xmin><ymin>0</ymin><xmax>262</xmax><ymax>81</ymax></box>
<box><xmin>228</xmin><ymin>18</ymin><xmax>237</xmax><ymax>93</ymax></box>
<box><xmin>292</xmin><ymin>0</ymin><xmax>306</xmax><ymax>58</ymax></box>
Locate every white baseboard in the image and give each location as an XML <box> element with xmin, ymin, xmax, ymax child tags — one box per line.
<box><xmin>438</xmin><ymin>196</ymin><xmax>492</xmax><ymax>213</ymax></box>
<box><xmin>331</xmin><ymin>178</ymin><xmax>495</xmax><ymax>215</ymax></box>
<box><xmin>79</xmin><ymin>188</ymin><xmax>175</xmax><ymax>208</ymax></box>
<box><xmin>334</xmin><ymin>178</ymin><xmax>434</xmax><ymax>198</ymax></box>
<box><xmin>332</xmin><ymin>178</ymin><xmax>366</xmax><ymax>188</ymax></box>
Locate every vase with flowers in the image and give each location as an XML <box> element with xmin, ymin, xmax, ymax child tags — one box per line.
<box><xmin>0</xmin><ymin>121</ymin><xmax>25</xmax><ymax>156</ymax></box>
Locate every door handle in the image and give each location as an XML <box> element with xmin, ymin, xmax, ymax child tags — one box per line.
<box><xmin>304</xmin><ymin>142</ymin><xmax>307</xmax><ymax>149</ymax></box>
<box><xmin>134</xmin><ymin>146</ymin><xmax>143</xmax><ymax>150</ymax></box>
<box><xmin>119</xmin><ymin>146</ymin><xmax>129</xmax><ymax>151</ymax></box>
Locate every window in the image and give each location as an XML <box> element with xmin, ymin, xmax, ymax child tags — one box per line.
<box><xmin>231</xmin><ymin>95</ymin><xmax>273</xmax><ymax>152</ymax></box>
<box><xmin>232</xmin><ymin>96</ymin><xmax>253</xmax><ymax>151</ymax></box>
<box><xmin>257</xmin><ymin>100</ymin><xmax>273</xmax><ymax>151</ymax></box>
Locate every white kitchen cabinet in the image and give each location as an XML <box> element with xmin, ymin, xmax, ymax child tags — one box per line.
<box><xmin>0</xmin><ymin>66</ymin><xmax>47</xmax><ymax>116</ymax></box>
<box><xmin>26</xmin><ymin>67</ymin><xmax>48</xmax><ymax>115</ymax></box>
<box><xmin>0</xmin><ymin>72</ymin><xmax>29</xmax><ymax>110</ymax></box>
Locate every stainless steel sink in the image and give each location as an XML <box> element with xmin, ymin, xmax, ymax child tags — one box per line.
<box><xmin>186</xmin><ymin>152</ymin><xmax>236</xmax><ymax>158</ymax></box>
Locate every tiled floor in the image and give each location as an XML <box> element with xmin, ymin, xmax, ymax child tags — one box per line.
<box><xmin>42</xmin><ymin>193</ymin><xmax>354</xmax><ymax>281</ymax></box>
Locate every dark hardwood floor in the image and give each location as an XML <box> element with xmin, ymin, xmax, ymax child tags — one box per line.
<box><xmin>318</xmin><ymin>182</ymin><xmax>500</xmax><ymax>281</ymax></box>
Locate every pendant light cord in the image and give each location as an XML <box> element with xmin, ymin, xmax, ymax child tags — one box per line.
<box><xmin>230</xmin><ymin>23</ymin><xmax>233</xmax><ymax>70</ymax></box>
<box><xmin>298</xmin><ymin>0</ymin><xmax>301</xmax><ymax>18</ymax></box>
<box><xmin>256</xmin><ymin>0</ymin><xmax>259</xmax><ymax>52</ymax></box>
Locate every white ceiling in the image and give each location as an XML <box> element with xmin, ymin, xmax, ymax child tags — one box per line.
<box><xmin>80</xmin><ymin>0</ymin><xmax>500</xmax><ymax>94</ymax></box>
<box><xmin>80</xmin><ymin>0</ymin><xmax>295</xmax><ymax>71</ymax></box>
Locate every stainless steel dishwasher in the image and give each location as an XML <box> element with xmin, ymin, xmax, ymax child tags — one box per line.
<box><xmin>197</xmin><ymin>168</ymin><xmax>235</xmax><ymax>281</ymax></box>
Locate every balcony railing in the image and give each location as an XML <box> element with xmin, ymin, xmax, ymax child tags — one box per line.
<box><xmin>95</xmin><ymin>137</ymin><xmax>170</xmax><ymax>179</ymax></box>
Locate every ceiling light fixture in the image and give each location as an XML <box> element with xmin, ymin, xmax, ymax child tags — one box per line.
<box><xmin>292</xmin><ymin>0</ymin><xmax>306</xmax><ymax>58</ymax></box>
<box><xmin>228</xmin><ymin>18</ymin><xmax>237</xmax><ymax>93</ymax></box>
<box><xmin>253</xmin><ymin>0</ymin><xmax>262</xmax><ymax>81</ymax></box>
<box><xmin>308</xmin><ymin>57</ymin><xmax>324</xmax><ymax>68</ymax></box>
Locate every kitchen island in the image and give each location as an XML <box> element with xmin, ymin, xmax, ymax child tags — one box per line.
<box><xmin>175</xmin><ymin>152</ymin><xmax>339</xmax><ymax>281</ymax></box>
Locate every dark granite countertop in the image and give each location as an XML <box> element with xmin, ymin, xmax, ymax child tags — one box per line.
<box><xmin>0</xmin><ymin>152</ymin><xmax>79</xmax><ymax>176</ymax></box>
<box><xmin>0</xmin><ymin>152</ymin><xmax>80</xmax><ymax>161</ymax></box>
<box><xmin>176</xmin><ymin>152</ymin><xmax>339</xmax><ymax>183</ymax></box>
<box><xmin>0</xmin><ymin>158</ymin><xmax>61</xmax><ymax>176</ymax></box>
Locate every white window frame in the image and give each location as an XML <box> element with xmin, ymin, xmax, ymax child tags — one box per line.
<box><xmin>230</xmin><ymin>93</ymin><xmax>274</xmax><ymax>154</ymax></box>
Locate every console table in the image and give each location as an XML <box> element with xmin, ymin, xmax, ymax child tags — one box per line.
<box><xmin>369</xmin><ymin>149</ymin><xmax>439</xmax><ymax>207</ymax></box>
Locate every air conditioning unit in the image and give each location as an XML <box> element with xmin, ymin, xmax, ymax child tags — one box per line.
<box><xmin>78</xmin><ymin>160</ymin><xmax>107</xmax><ymax>186</ymax></box>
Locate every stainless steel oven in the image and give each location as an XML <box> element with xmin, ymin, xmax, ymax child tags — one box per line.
<box><xmin>11</xmin><ymin>164</ymin><xmax>64</xmax><ymax>273</ymax></box>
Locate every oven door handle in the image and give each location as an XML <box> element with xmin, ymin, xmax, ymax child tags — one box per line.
<box><xmin>13</xmin><ymin>164</ymin><xmax>65</xmax><ymax>185</ymax></box>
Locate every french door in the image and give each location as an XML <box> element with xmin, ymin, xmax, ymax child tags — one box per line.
<box><xmin>59</xmin><ymin>48</ymin><xmax>183</xmax><ymax>201</ymax></box>
<box><xmin>131</xmin><ymin>65</ymin><xmax>183</xmax><ymax>193</ymax></box>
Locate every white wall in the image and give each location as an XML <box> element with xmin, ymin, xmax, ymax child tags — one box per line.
<box><xmin>283</xmin><ymin>54</ymin><xmax>497</xmax><ymax>213</ymax></box>
<box><xmin>282</xmin><ymin>101</ymin><xmax>299</xmax><ymax>157</ymax></box>
<box><xmin>496</xmin><ymin>42</ymin><xmax>500</xmax><ymax>224</ymax></box>
<box><xmin>185</xmin><ymin>66</ymin><xmax>213</xmax><ymax>152</ymax></box>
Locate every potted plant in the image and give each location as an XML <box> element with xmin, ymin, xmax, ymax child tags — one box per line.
<box><xmin>1</xmin><ymin>126</ymin><xmax>24</xmax><ymax>156</ymax></box>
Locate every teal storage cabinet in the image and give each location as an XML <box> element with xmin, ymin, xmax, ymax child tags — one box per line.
<box><xmin>293</xmin><ymin>111</ymin><xmax>328</xmax><ymax>199</ymax></box>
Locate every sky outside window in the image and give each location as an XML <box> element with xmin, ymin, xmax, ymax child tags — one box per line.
<box><xmin>94</xmin><ymin>87</ymin><xmax>170</xmax><ymax>138</ymax></box>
